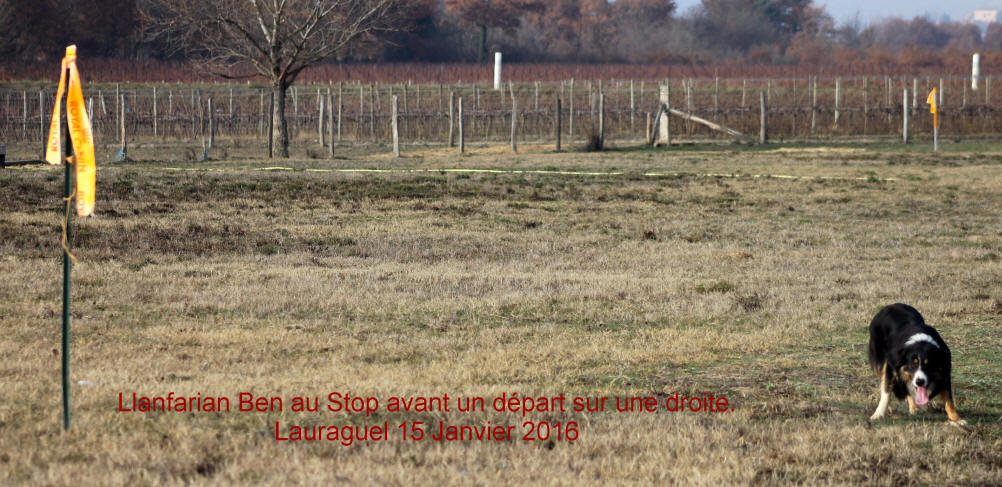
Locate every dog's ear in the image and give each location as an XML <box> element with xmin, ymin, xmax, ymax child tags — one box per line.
<box><xmin>928</xmin><ymin>342</ymin><xmax>951</xmax><ymax>363</ymax></box>
<box><xmin>892</xmin><ymin>346</ymin><xmax>908</xmax><ymax>368</ymax></box>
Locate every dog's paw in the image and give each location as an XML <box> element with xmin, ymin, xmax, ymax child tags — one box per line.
<box><xmin>869</xmin><ymin>412</ymin><xmax>885</xmax><ymax>422</ymax></box>
<box><xmin>947</xmin><ymin>419</ymin><xmax>970</xmax><ymax>431</ymax></box>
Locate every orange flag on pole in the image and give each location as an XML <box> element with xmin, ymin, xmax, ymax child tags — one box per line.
<box><xmin>926</xmin><ymin>88</ymin><xmax>938</xmax><ymax>129</ymax></box>
<box><xmin>45</xmin><ymin>45</ymin><xmax>96</xmax><ymax>217</ymax></box>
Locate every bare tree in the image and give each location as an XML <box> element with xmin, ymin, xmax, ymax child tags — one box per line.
<box><xmin>143</xmin><ymin>0</ymin><xmax>409</xmax><ymax>157</ymax></box>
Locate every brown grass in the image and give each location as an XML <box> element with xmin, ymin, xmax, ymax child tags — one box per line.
<box><xmin>1</xmin><ymin>143</ymin><xmax>1001</xmax><ymax>484</ymax></box>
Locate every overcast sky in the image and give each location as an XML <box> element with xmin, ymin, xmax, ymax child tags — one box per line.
<box><xmin>673</xmin><ymin>0</ymin><xmax>1002</xmax><ymax>24</ymax></box>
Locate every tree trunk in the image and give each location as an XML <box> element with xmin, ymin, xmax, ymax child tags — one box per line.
<box><xmin>272</xmin><ymin>83</ymin><xmax>290</xmax><ymax>158</ymax></box>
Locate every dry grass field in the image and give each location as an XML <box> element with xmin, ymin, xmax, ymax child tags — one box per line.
<box><xmin>2</xmin><ymin>140</ymin><xmax>1002</xmax><ymax>485</ymax></box>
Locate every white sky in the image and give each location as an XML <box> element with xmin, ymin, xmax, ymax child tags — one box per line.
<box><xmin>673</xmin><ymin>0</ymin><xmax>1002</xmax><ymax>24</ymax></box>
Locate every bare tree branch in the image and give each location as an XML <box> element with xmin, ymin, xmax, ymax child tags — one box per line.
<box><xmin>141</xmin><ymin>0</ymin><xmax>411</xmax><ymax>157</ymax></box>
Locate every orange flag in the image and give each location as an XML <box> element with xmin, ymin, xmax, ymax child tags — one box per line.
<box><xmin>45</xmin><ymin>45</ymin><xmax>96</xmax><ymax>217</ymax></box>
<box><xmin>926</xmin><ymin>88</ymin><xmax>938</xmax><ymax>129</ymax></box>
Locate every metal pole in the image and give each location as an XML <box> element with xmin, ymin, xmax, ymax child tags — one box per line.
<box><xmin>61</xmin><ymin>77</ymin><xmax>73</xmax><ymax>431</ymax></box>
<box><xmin>934</xmin><ymin>109</ymin><xmax>939</xmax><ymax>153</ymax></box>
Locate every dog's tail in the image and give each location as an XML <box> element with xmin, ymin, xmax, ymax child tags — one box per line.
<box><xmin>868</xmin><ymin>313</ymin><xmax>887</xmax><ymax>373</ymax></box>
<box><xmin>868</xmin><ymin>335</ymin><xmax>883</xmax><ymax>373</ymax></box>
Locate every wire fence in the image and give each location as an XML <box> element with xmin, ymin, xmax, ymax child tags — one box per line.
<box><xmin>2</xmin><ymin>75</ymin><xmax>1000</xmax><ymax>151</ymax></box>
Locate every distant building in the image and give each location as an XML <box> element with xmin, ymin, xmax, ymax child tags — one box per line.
<box><xmin>970</xmin><ymin>10</ymin><xmax>999</xmax><ymax>23</ymax></box>
<box><xmin>966</xmin><ymin>9</ymin><xmax>999</xmax><ymax>33</ymax></box>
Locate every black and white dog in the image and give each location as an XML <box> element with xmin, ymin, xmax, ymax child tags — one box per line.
<box><xmin>868</xmin><ymin>303</ymin><xmax>964</xmax><ymax>425</ymax></box>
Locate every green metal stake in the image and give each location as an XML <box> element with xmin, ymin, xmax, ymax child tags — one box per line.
<box><xmin>61</xmin><ymin>83</ymin><xmax>73</xmax><ymax>431</ymax></box>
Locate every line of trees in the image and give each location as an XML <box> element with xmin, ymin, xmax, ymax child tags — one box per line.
<box><xmin>5</xmin><ymin>0</ymin><xmax>1002</xmax><ymax>67</ymax></box>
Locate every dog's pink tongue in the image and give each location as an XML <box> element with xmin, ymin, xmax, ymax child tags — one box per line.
<box><xmin>916</xmin><ymin>386</ymin><xmax>929</xmax><ymax>406</ymax></box>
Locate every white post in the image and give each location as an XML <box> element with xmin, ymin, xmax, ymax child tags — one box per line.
<box><xmin>972</xmin><ymin>53</ymin><xmax>981</xmax><ymax>91</ymax></box>
<box><xmin>494</xmin><ymin>52</ymin><xmax>502</xmax><ymax>91</ymax></box>
<box><xmin>392</xmin><ymin>95</ymin><xmax>400</xmax><ymax>158</ymax></box>
<box><xmin>834</xmin><ymin>77</ymin><xmax>841</xmax><ymax>130</ymax></box>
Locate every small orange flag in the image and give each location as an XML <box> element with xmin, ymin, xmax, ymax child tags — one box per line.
<box><xmin>926</xmin><ymin>88</ymin><xmax>939</xmax><ymax>129</ymax></box>
<box><xmin>45</xmin><ymin>45</ymin><xmax>96</xmax><ymax>217</ymax></box>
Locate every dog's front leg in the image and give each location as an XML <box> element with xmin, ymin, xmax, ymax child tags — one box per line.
<box><xmin>870</xmin><ymin>364</ymin><xmax>892</xmax><ymax>421</ymax></box>
<box><xmin>941</xmin><ymin>388</ymin><xmax>967</xmax><ymax>426</ymax></box>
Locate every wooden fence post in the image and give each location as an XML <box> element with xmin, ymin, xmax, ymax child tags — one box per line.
<box><xmin>791</xmin><ymin>77</ymin><xmax>799</xmax><ymax>136</ymax></box>
<box><xmin>714</xmin><ymin>77</ymin><xmax>720</xmax><ymax>113</ymax></box>
<box><xmin>39</xmin><ymin>91</ymin><xmax>45</xmax><ymax>147</ymax></box>
<box><xmin>556</xmin><ymin>96</ymin><xmax>562</xmax><ymax>151</ymax></box>
<box><xmin>208</xmin><ymin>97</ymin><xmax>214</xmax><ymax>151</ymax></box>
<box><xmin>629</xmin><ymin>79</ymin><xmax>635</xmax><ymax>134</ymax></box>
<box><xmin>269</xmin><ymin>92</ymin><xmax>274</xmax><ymax>158</ymax></box>
<box><xmin>258</xmin><ymin>91</ymin><xmax>264</xmax><ymax>140</ymax></box>
<box><xmin>834</xmin><ymin>77</ymin><xmax>841</xmax><ymax>131</ymax></box>
<box><xmin>759</xmin><ymin>91</ymin><xmax>767</xmax><ymax>145</ymax></box>
<box><xmin>356</xmin><ymin>84</ymin><xmax>363</xmax><ymax>140</ymax></box>
<box><xmin>569</xmin><ymin>78</ymin><xmax>575</xmax><ymax>138</ymax></box>
<box><xmin>448</xmin><ymin>91</ymin><xmax>456</xmax><ymax>148</ymax></box>
<box><xmin>646</xmin><ymin>112</ymin><xmax>652</xmax><ymax>145</ymax></box>
<box><xmin>318</xmin><ymin>93</ymin><xmax>325</xmax><ymax>146</ymax></box>
<box><xmin>657</xmin><ymin>83</ymin><xmax>671</xmax><ymax>146</ymax></box>
<box><xmin>886</xmin><ymin>77</ymin><xmax>892</xmax><ymax>126</ymax></box>
<box><xmin>458</xmin><ymin>98</ymin><xmax>465</xmax><ymax>154</ymax></box>
<box><xmin>805</xmin><ymin>77</ymin><xmax>813</xmax><ymax>136</ymax></box>
<box><xmin>392</xmin><ymin>95</ymin><xmax>400</xmax><ymax>158</ymax></box>
<box><xmin>863</xmin><ymin>77</ymin><xmax>869</xmax><ymax>135</ymax></box>
<box><xmin>510</xmin><ymin>95</ymin><xmax>517</xmax><ymax>152</ymax></box>
<box><xmin>598</xmin><ymin>91</ymin><xmax>605</xmax><ymax>149</ymax></box>
<box><xmin>369</xmin><ymin>84</ymin><xmax>375</xmax><ymax>139</ymax></box>
<box><xmin>22</xmin><ymin>91</ymin><xmax>27</xmax><ymax>138</ymax></box>
<box><xmin>328</xmin><ymin>89</ymin><xmax>335</xmax><ymax>158</ymax></box>
<box><xmin>903</xmin><ymin>89</ymin><xmax>909</xmax><ymax>144</ymax></box>
<box><xmin>685</xmin><ymin>79</ymin><xmax>693</xmax><ymax>135</ymax></box>
<box><xmin>119</xmin><ymin>93</ymin><xmax>128</xmax><ymax>160</ymax></box>
<box><xmin>402</xmin><ymin>84</ymin><xmax>409</xmax><ymax>139</ymax></box>
<box><xmin>153</xmin><ymin>86</ymin><xmax>158</xmax><ymax>138</ymax></box>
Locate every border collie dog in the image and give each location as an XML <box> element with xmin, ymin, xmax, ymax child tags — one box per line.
<box><xmin>868</xmin><ymin>303</ymin><xmax>964</xmax><ymax>425</ymax></box>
